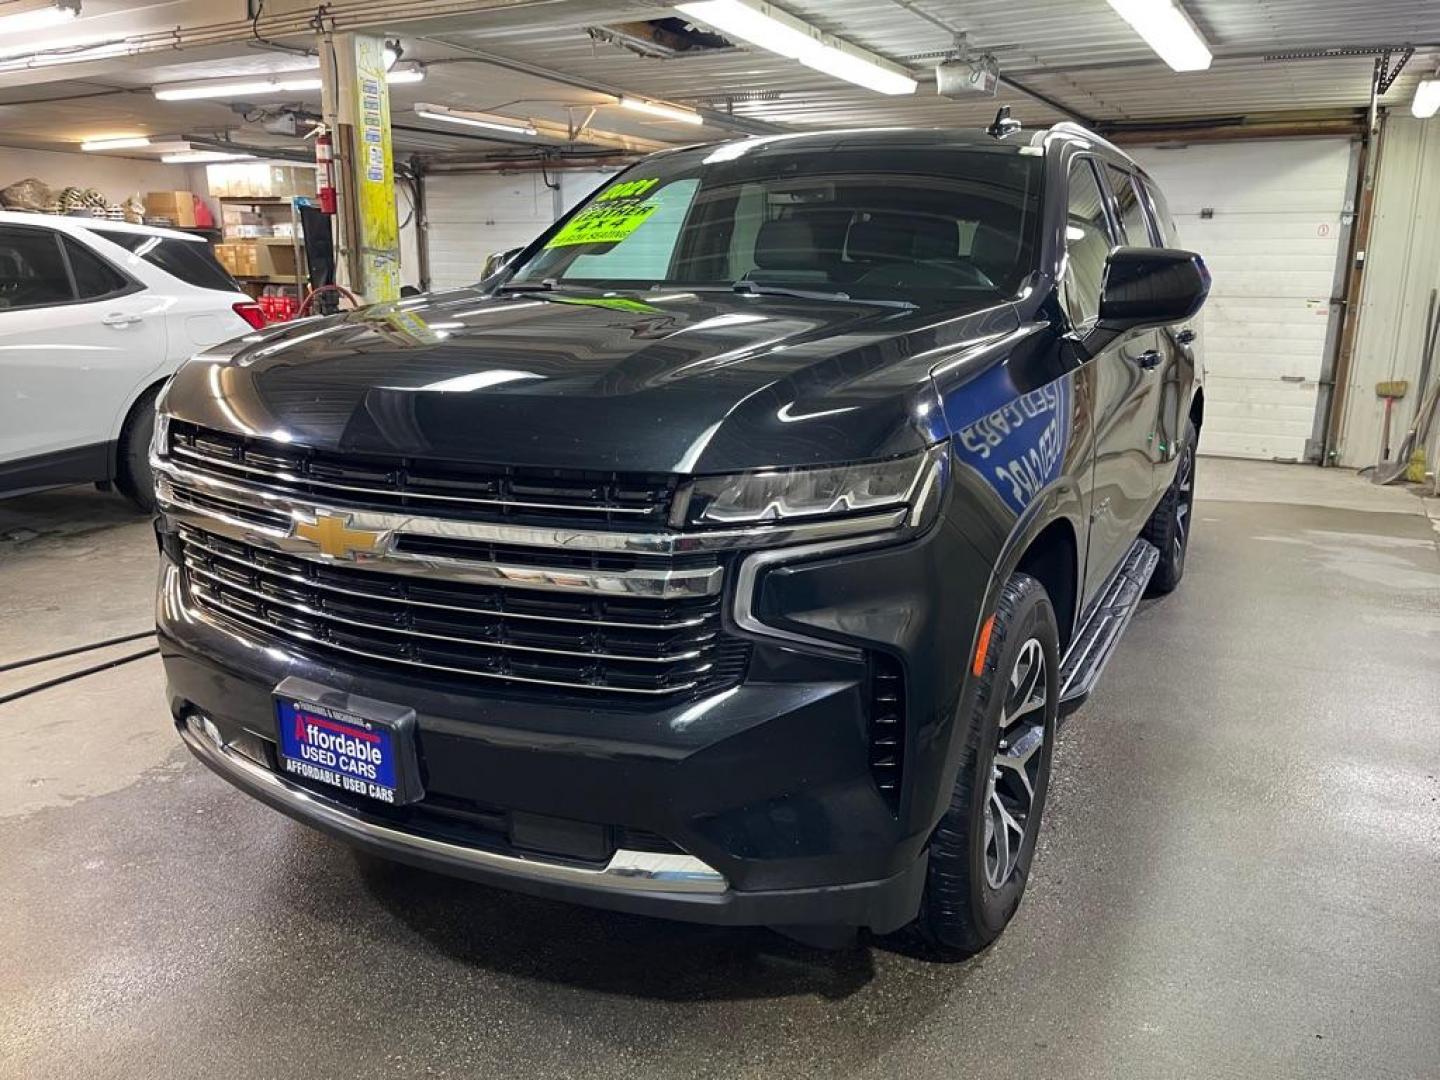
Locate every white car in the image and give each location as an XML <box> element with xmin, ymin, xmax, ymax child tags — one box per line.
<box><xmin>0</xmin><ymin>211</ymin><xmax>266</xmax><ymax>510</ymax></box>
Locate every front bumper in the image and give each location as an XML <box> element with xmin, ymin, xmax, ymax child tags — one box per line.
<box><xmin>157</xmin><ymin>541</ymin><xmax>955</xmax><ymax>931</ymax></box>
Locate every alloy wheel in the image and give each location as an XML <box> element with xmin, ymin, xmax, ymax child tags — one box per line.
<box><xmin>1174</xmin><ymin>443</ymin><xmax>1195</xmax><ymax>567</ymax></box>
<box><xmin>984</xmin><ymin>638</ymin><xmax>1047</xmax><ymax>889</ymax></box>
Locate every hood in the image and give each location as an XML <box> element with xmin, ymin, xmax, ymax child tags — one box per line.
<box><xmin>164</xmin><ymin>288</ymin><xmax>1017</xmax><ymax>474</ymax></box>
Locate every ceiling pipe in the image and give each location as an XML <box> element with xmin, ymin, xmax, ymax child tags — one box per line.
<box><xmin>416</xmin><ymin>35</ymin><xmax>785</xmax><ymax>137</ymax></box>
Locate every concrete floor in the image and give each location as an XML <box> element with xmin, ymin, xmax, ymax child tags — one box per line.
<box><xmin>2</xmin><ymin>459</ymin><xmax>1438</xmax><ymax>1080</ymax></box>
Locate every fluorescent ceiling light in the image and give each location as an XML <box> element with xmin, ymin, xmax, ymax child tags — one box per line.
<box><xmin>1106</xmin><ymin>0</ymin><xmax>1212</xmax><ymax>72</ymax></box>
<box><xmin>0</xmin><ymin>0</ymin><xmax>78</xmax><ymax>35</ymax></box>
<box><xmin>80</xmin><ymin>136</ymin><xmax>150</xmax><ymax>151</ymax></box>
<box><xmin>676</xmin><ymin>0</ymin><xmax>916</xmax><ymax>95</ymax></box>
<box><xmin>618</xmin><ymin>96</ymin><xmax>702</xmax><ymax>125</ymax></box>
<box><xmin>1413</xmin><ymin>78</ymin><xmax>1440</xmax><ymax>119</ymax></box>
<box><xmin>414</xmin><ymin>103</ymin><xmax>537</xmax><ymax>136</ymax></box>
<box><xmin>161</xmin><ymin>150</ymin><xmax>256</xmax><ymax>164</ymax></box>
<box><xmin>154</xmin><ymin>62</ymin><xmax>421</xmax><ymax>101</ymax></box>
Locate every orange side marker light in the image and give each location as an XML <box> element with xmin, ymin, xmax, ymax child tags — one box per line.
<box><xmin>972</xmin><ymin>614</ymin><xmax>996</xmax><ymax>677</ymax></box>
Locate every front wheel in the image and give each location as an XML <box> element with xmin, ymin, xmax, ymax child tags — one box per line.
<box><xmin>910</xmin><ymin>572</ymin><xmax>1059</xmax><ymax>955</ymax></box>
<box><xmin>116</xmin><ymin>384</ymin><xmax>161</xmax><ymax>513</ymax></box>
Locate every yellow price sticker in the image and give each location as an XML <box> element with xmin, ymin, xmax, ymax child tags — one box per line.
<box><xmin>545</xmin><ymin>177</ymin><xmax>662</xmax><ymax>249</ymax></box>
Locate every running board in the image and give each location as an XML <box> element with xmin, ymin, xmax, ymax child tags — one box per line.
<box><xmin>1057</xmin><ymin>539</ymin><xmax>1159</xmax><ymax>716</ymax></box>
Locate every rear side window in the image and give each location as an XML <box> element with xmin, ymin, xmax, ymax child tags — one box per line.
<box><xmin>99</xmin><ymin>232</ymin><xmax>241</xmax><ymax>293</ymax></box>
<box><xmin>1060</xmin><ymin>158</ymin><xmax>1116</xmax><ymax>329</ymax></box>
<box><xmin>1105</xmin><ymin>165</ymin><xmax>1155</xmax><ymax>247</ymax></box>
<box><xmin>62</xmin><ymin>236</ymin><xmax>132</xmax><ymax>299</ymax></box>
<box><xmin>1138</xmin><ymin>177</ymin><xmax>1178</xmax><ymax>247</ymax></box>
<box><xmin>0</xmin><ymin>227</ymin><xmax>73</xmax><ymax>309</ymax></box>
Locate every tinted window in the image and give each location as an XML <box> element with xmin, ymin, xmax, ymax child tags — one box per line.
<box><xmin>1105</xmin><ymin>165</ymin><xmax>1153</xmax><ymax>247</ymax></box>
<box><xmin>0</xmin><ymin>227</ymin><xmax>73</xmax><ymax>310</ymax></box>
<box><xmin>1061</xmin><ymin>159</ymin><xmax>1115</xmax><ymax>328</ymax></box>
<box><xmin>62</xmin><ymin>236</ymin><xmax>131</xmax><ymax>299</ymax></box>
<box><xmin>97</xmin><ymin>232</ymin><xmax>241</xmax><ymax>293</ymax></box>
<box><xmin>512</xmin><ymin>146</ymin><xmax>1042</xmax><ymax>304</ymax></box>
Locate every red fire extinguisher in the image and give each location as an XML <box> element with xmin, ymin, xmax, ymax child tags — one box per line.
<box><xmin>315</xmin><ymin>129</ymin><xmax>337</xmax><ymax>215</ymax></box>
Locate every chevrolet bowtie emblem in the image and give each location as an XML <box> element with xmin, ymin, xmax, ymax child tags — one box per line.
<box><xmin>293</xmin><ymin>513</ymin><xmax>385</xmax><ymax>559</ymax></box>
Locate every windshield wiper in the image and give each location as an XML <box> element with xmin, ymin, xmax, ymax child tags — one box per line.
<box><xmin>496</xmin><ymin>279</ymin><xmax>555</xmax><ymax>292</ymax></box>
<box><xmin>731</xmin><ymin>281</ymin><xmax>916</xmax><ymax>309</ymax></box>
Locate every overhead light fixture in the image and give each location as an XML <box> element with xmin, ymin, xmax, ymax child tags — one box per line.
<box><xmin>676</xmin><ymin>0</ymin><xmax>917</xmax><ymax>95</ymax></box>
<box><xmin>1413</xmin><ymin>78</ymin><xmax>1440</xmax><ymax>119</ymax></box>
<box><xmin>1105</xmin><ymin>0</ymin><xmax>1212</xmax><ymax>72</ymax></box>
<box><xmin>156</xmin><ymin>75</ymin><xmax>321</xmax><ymax>101</ymax></box>
<box><xmin>80</xmin><ymin>136</ymin><xmax>151</xmax><ymax>151</ymax></box>
<box><xmin>161</xmin><ymin>150</ymin><xmax>256</xmax><ymax>164</ymax></box>
<box><xmin>414</xmin><ymin>103</ymin><xmax>537</xmax><ymax>136</ymax></box>
<box><xmin>154</xmin><ymin>62</ymin><xmax>421</xmax><ymax>101</ymax></box>
<box><xmin>618</xmin><ymin>96</ymin><xmax>703</xmax><ymax>125</ymax></box>
<box><xmin>0</xmin><ymin>0</ymin><xmax>79</xmax><ymax>35</ymax></box>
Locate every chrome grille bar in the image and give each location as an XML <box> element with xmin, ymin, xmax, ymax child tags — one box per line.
<box><xmin>181</xmin><ymin>529</ymin><xmax>712</xmax><ymax>631</ymax></box>
<box><xmin>184</xmin><ymin>565</ymin><xmax>710</xmax><ymax>665</ymax></box>
<box><xmin>156</xmin><ymin>474</ymin><xmax>724</xmax><ymax>600</ymax></box>
<box><xmin>189</xmin><ymin>591</ymin><xmax>710</xmax><ymax>696</ymax></box>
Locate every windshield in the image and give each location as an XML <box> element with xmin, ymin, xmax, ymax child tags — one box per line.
<box><xmin>509</xmin><ymin>143</ymin><xmax>1042</xmax><ymax>305</ymax></box>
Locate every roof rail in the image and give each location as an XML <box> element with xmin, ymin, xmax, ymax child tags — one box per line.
<box><xmin>1045</xmin><ymin>120</ymin><xmax>1139</xmax><ymax>164</ymax></box>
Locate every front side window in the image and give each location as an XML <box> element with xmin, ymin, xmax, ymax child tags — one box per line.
<box><xmin>1060</xmin><ymin>158</ymin><xmax>1116</xmax><ymax>329</ymax></box>
<box><xmin>0</xmin><ymin>227</ymin><xmax>73</xmax><ymax>310</ymax></box>
<box><xmin>510</xmin><ymin>145</ymin><xmax>1042</xmax><ymax>305</ymax></box>
<box><xmin>1105</xmin><ymin>165</ymin><xmax>1154</xmax><ymax>247</ymax></box>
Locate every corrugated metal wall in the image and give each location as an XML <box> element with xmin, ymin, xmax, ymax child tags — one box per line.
<box><xmin>1131</xmin><ymin>138</ymin><xmax>1354</xmax><ymax>461</ymax></box>
<box><xmin>1337</xmin><ymin>116</ymin><xmax>1440</xmax><ymax>469</ymax></box>
<box><xmin>422</xmin><ymin>168</ymin><xmax>616</xmax><ymax>289</ymax></box>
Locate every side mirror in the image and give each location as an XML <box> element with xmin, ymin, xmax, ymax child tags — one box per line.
<box><xmin>481</xmin><ymin>246</ymin><xmax>523</xmax><ymax>279</ymax></box>
<box><xmin>1098</xmin><ymin>247</ymin><xmax>1210</xmax><ymax>331</ymax></box>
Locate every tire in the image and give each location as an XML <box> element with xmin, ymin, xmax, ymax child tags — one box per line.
<box><xmin>1141</xmin><ymin>418</ymin><xmax>1197</xmax><ymax>595</ymax></box>
<box><xmin>911</xmin><ymin>572</ymin><xmax>1059</xmax><ymax>956</ymax></box>
<box><xmin>115</xmin><ymin>384</ymin><xmax>161</xmax><ymax>513</ymax></box>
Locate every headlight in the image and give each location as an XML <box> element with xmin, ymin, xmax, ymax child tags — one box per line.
<box><xmin>683</xmin><ymin>448</ymin><xmax>938</xmax><ymax>526</ymax></box>
<box><xmin>150</xmin><ymin>410</ymin><xmax>171</xmax><ymax>462</ymax></box>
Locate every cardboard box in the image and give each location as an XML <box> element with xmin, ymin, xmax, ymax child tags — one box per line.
<box><xmin>207</xmin><ymin>163</ymin><xmax>317</xmax><ymax>199</ymax></box>
<box><xmin>215</xmin><ymin>242</ymin><xmax>259</xmax><ymax>278</ymax></box>
<box><xmin>144</xmin><ymin>191</ymin><xmax>197</xmax><ymax>228</ymax></box>
<box><xmin>253</xmin><ymin>241</ymin><xmax>298</xmax><ymax>279</ymax></box>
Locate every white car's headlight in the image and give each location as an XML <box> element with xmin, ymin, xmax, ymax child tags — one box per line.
<box><xmin>682</xmin><ymin>448</ymin><xmax>938</xmax><ymax>526</ymax></box>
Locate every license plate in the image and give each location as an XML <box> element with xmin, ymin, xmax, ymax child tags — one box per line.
<box><xmin>274</xmin><ymin>680</ymin><xmax>419</xmax><ymax>805</ymax></box>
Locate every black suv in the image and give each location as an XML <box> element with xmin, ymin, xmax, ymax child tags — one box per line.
<box><xmin>153</xmin><ymin>122</ymin><xmax>1208</xmax><ymax>952</ymax></box>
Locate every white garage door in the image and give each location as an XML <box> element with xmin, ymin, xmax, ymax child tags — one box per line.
<box><xmin>1130</xmin><ymin>139</ymin><xmax>1355</xmax><ymax>461</ymax></box>
<box><xmin>423</xmin><ymin>169</ymin><xmax>617</xmax><ymax>289</ymax></box>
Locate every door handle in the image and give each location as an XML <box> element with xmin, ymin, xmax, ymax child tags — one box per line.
<box><xmin>1137</xmin><ymin>349</ymin><xmax>1163</xmax><ymax>370</ymax></box>
<box><xmin>1174</xmin><ymin>327</ymin><xmax>1196</xmax><ymax>346</ymax></box>
<box><xmin>102</xmin><ymin>312</ymin><xmax>142</xmax><ymax>327</ymax></box>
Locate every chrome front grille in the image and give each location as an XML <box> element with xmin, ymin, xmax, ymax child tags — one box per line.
<box><xmin>177</xmin><ymin>526</ymin><xmax>748</xmax><ymax>698</ymax></box>
<box><xmin>168</xmin><ymin>421</ymin><xmax>678</xmax><ymax>526</ymax></box>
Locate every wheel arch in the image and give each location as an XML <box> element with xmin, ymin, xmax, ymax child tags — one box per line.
<box><xmin>1013</xmin><ymin>518</ymin><xmax>1080</xmax><ymax>654</ymax></box>
<box><xmin>108</xmin><ymin>373</ymin><xmax>171</xmax><ymax>480</ymax></box>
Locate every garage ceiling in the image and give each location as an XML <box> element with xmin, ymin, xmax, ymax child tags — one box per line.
<box><xmin>1</xmin><ymin>0</ymin><xmax>1437</xmax><ymax>162</ymax></box>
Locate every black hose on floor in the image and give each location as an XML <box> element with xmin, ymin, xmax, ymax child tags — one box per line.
<box><xmin>0</xmin><ymin>630</ymin><xmax>156</xmax><ymax>674</ymax></box>
<box><xmin>0</xmin><ymin>647</ymin><xmax>160</xmax><ymax>707</ymax></box>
